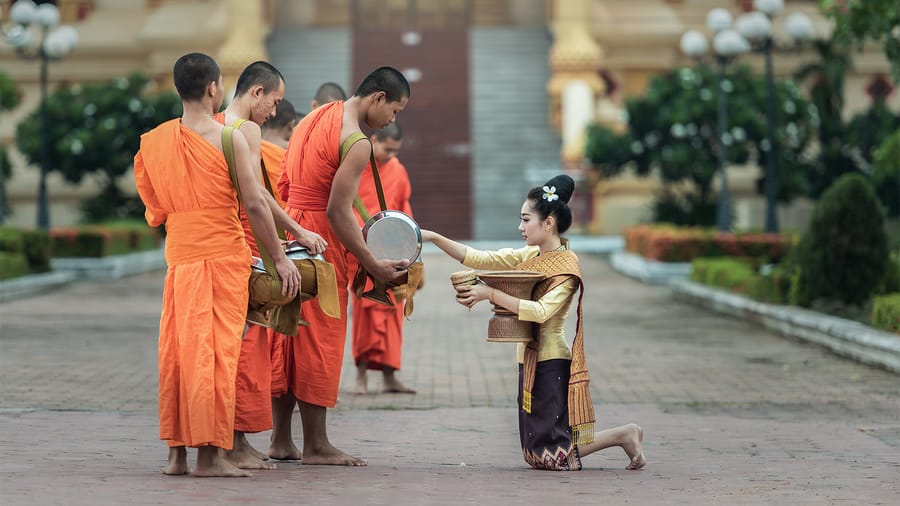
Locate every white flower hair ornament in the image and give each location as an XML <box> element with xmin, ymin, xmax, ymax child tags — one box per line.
<box><xmin>542</xmin><ymin>185</ymin><xmax>559</xmax><ymax>202</ymax></box>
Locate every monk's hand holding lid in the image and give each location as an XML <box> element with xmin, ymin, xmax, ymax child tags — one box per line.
<box><xmin>274</xmin><ymin>253</ymin><xmax>301</xmax><ymax>298</ymax></box>
<box><xmin>293</xmin><ymin>228</ymin><xmax>328</xmax><ymax>255</ymax></box>
<box><xmin>369</xmin><ymin>258</ymin><xmax>409</xmax><ymax>283</ymax></box>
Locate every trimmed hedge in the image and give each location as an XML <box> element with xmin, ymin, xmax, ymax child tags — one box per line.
<box><xmin>875</xmin><ymin>250</ymin><xmax>900</xmax><ymax>295</ymax></box>
<box><xmin>0</xmin><ymin>227</ymin><xmax>25</xmax><ymax>254</ymax></box>
<box><xmin>0</xmin><ymin>251</ymin><xmax>29</xmax><ymax>281</ymax></box>
<box><xmin>691</xmin><ymin>257</ymin><xmax>791</xmax><ymax>304</ymax></box>
<box><xmin>0</xmin><ymin>227</ymin><xmax>52</xmax><ymax>279</ymax></box>
<box><xmin>871</xmin><ymin>293</ymin><xmax>900</xmax><ymax>335</ymax></box>
<box><xmin>624</xmin><ymin>224</ymin><xmax>794</xmax><ymax>263</ymax></box>
<box><xmin>21</xmin><ymin>229</ymin><xmax>52</xmax><ymax>273</ymax></box>
<box><xmin>51</xmin><ymin>223</ymin><xmax>161</xmax><ymax>258</ymax></box>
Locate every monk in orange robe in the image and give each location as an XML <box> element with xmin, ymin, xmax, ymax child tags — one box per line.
<box><xmin>268</xmin><ymin>84</ymin><xmax>346</xmax><ymax>462</ymax></box>
<box><xmin>261</xmin><ymin>99</ymin><xmax>296</xmax><ymax>430</ymax></box>
<box><xmin>212</xmin><ymin>63</ymin><xmax>327</xmax><ymax>471</ymax></box>
<box><xmin>269</xmin><ymin>68</ymin><xmax>410</xmax><ymax>466</ymax></box>
<box><xmin>134</xmin><ymin>53</ymin><xmax>300</xmax><ymax>477</ymax></box>
<box><xmin>349</xmin><ymin>123</ymin><xmax>416</xmax><ymax>395</ymax></box>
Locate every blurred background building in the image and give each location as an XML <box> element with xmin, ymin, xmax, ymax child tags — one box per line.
<box><xmin>1</xmin><ymin>0</ymin><xmax>896</xmax><ymax>239</ymax></box>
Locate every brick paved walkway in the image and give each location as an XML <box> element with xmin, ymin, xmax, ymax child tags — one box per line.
<box><xmin>1</xmin><ymin>252</ymin><xmax>897</xmax><ymax>504</ymax></box>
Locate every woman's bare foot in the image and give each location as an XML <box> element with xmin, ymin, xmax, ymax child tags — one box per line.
<box><xmin>303</xmin><ymin>442</ymin><xmax>367</xmax><ymax>466</ymax></box>
<box><xmin>623</xmin><ymin>424</ymin><xmax>646</xmax><ymax>470</ymax></box>
<box><xmin>162</xmin><ymin>446</ymin><xmax>189</xmax><ymax>475</ymax></box>
<box><xmin>194</xmin><ymin>447</ymin><xmax>252</xmax><ymax>477</ymax></box>
<box><xmin>268</xmin><ymin>439</ymin><xmax>302</xmax><ymax>461</ymax></box>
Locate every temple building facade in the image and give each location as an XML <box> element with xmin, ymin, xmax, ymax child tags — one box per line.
<box><xmin>1</xmin><ymin>0</ymin><xmax>896</xmax><ymax>238</ymax></box>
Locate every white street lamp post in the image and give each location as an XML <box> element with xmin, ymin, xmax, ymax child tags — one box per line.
<box><xmin>678</xmin><ymin>9</ymin><xmax>750</xmax><ymax>231</ymax></box>
<box><xmin>2</xmin><ymin>0</ymin><xmax>79</xmax><ymax>229</ymax></box>
<box><xmin>736</xmin><ymin>0</ymin><xmax>813</xmax><ymax>233</ymax></box>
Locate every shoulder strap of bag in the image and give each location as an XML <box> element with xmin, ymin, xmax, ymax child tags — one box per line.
<box><xmin>222</xmin><ymin>126</ymin><xmax>279</xmax><ymax>282</ymax></box>
<box><xmin>340</xmin><ymin>132</ymin><xmax>385</xmax><ymax>222</ymax></box>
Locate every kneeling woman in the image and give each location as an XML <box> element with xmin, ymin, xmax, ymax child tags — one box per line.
<box><xmin>422</xmin><ymin>175</ymin><xmax>645</xmax><ymax>471</ymax></box>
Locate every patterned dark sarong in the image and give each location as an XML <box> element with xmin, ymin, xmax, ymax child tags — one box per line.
<box><xmin>518</xmin><ymin>359</ymin><xmax>582</xmax><ymax>471</ymax></box>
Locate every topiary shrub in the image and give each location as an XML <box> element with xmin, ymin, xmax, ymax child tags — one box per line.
<box><xmin>792</xmin><ymin>173</ymin><xmax>889</xmax><ymax>306</ymax></box>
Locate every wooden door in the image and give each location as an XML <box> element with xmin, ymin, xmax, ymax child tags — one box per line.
<box><xmin>352</xmin><ymin>1</ymin><xmax>472</xmax><ymax>238</ymax></box>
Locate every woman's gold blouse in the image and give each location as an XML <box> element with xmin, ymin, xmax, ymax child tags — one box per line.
<box><xmin>462</xmin><ymin>246</ymin><xmax>577</xmax><ymax>363</ymax></box>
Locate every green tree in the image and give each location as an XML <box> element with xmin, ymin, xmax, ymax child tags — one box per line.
<box><xmin>586</xmin><ymin>64</ymin><xmax>815</xmax><ymax>225</ymax></box>
<box><xmin>0</xmin><ymin>70</ymin><xmax>22</xmax><ymax>220</ymax></box>
<box><xmin>795</xmin><ymin>38</ymin><xmax>900</xmax><ymax>209</ymax></box>
<box><xmin>15</xmin><ymin>73</ymin><xmax>182</xmax><ymax>222</ymax></box>
<box><xmin>821</xmin><ymin>0</ymin><xmax>900</xmax><ymax>83</ymax></box>
<box><xmin>794</xmin><ymin>38</ymin><xmax>859</xmax><ymax>198</ymax></box>
<box><xmin>872</xmin><ymin>128</ymin><xmax>900</xmax><ymax>218</ymax></box>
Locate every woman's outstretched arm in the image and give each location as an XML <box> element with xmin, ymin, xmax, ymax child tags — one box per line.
<box><xmin>421</xmin><ymin>229</ymin><xmax>468</xmax><ymax>263</ymax></box>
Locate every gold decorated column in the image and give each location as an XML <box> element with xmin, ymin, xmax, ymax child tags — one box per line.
<box><xmin>547</xmin><ymin>0</ymin><xmax>605</xmax><ymax>165</ymax></box>
<box><xmin>216</xmin><ymin>0</ymin><xmax>271</xmax><ymax>96</ymax></box>
<box><xmin>547</xmin><ymin>0</ymin><xmax>607</xmax><ymax>233</ymax></box>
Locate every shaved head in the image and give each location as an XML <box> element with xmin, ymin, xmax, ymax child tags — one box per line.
<box><xmin>262</xmin><ymin>99</ymin><xmax>297</xmax><ymax>132</ymax></box>
<box><xmin>314</xmin><ymin>82</ymin><xmax>347</xmax><ymax>104</ymax></box>
<box><xmin>354</xmin><ymin>67</ymin><xmax>410</xmax><ymax>103</ymax></box>
<box><xmin>373</xmin><ymin>123</ymin><xmax>403</xmax><ymax>141</ymax></box>
<box><xmin>234</xmin><ymin>61</ymin><xmax>284</xmax><ymax>98</ymax></box>
<box><xmin>173</xmin><ymin>52</ymin><xmax>220</xmax><ymax>101</ymax></box>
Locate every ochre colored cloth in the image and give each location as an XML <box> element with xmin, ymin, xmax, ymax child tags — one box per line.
<box><xmin>212</xmin><ymin>113</ymin><xmax>277</xmax><ymax>433</ymax></box>
<box><xmin>274</xmin><ymin>101</ymin><xmax>350</xmax><ymax>408</ymax></box>
<box><xmin>350</xmin><ymin>157</ymin><xmax>412</xmax><ymax>370</ymax></box>
<box><xmin>516</xmin><ymin>246</ymin><xmax>595</xmax><ymax>446</ymax></box>
<box><xmin>134</xmin><ymin>119</ymin><xmax>250</xmax><ymax>449</ymax></box>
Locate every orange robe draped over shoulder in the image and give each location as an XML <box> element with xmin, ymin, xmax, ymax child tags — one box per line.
<box><xmin>134</xmin><ymin>119</ymin><xmax>250</xmax><ymax>449</ymax></box>
<box><xmin>272</xmin><ymin>101</ymin><xmax>348</xmax><ymax>408</ymax></box>
<box><xmin>350</xmin><ymin>157</ymin><xmax>413</xmax><ymax>371</ymax></box>
<box><xmin>212</xmin><ymin>113</ymin><xmax>285</xmax><ymax>434</ymax></box>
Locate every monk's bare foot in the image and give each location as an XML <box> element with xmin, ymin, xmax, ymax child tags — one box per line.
<box><xmin>382</xmin><ymin>379</ymin><xmax>416</xmax><ymax>394</ymax></box>
<box><xmin>355</xmin><ymin>363</ymin><xmax>368</xmax><ymax>395</ymax></box>
<box><xmin>162</xmin><ymin>446</ymin><xmax>189</xmax><ymax>475</ymax></box>
<box><xmin>382</xmin><ymin>369</ymin><xmax>416</xmax><ymax>394</ymax></box>
<box><xmin>268</xmin><ymin>440</ymin><xmax>302</xmax><ymax>461</ymax></box>
<box><xmin>354</xmin><ymin>376</ymin><xmax>368</xmax><ymax>395</ymax></box>
<box><xmin>232</xmin><ymin>431</ymin><xmax>269</xmax><ymax>462</ymax></box>
<box><xmin>303</xmin><ymin>443</ymin><xmax>367</xmax><ymax>466</ymax></box>
<box><xmin>623</xmin><ymin>424</ymin><xmax>646</xmax><ymax>470</ymax></box>
<box><xmin>226</xmin><ymin>449</ymin><xmax>277</xmax><ymax>470</ymax></box>
<box><xmin>194</xmin><ymin>448</ymin><xmax>252</xmax><ymax>477</ymax></box>
<box><xmin>249</xmin><ymin>444</ymin><xmax>270</xmax><ymax>462</ymax></box>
